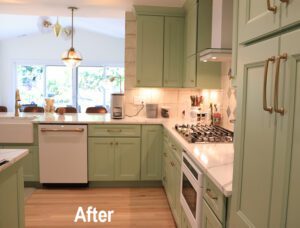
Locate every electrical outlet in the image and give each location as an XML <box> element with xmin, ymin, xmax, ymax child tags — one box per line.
<box><xmin>133</xmin><ymin>96</ymin><xmax>143</xmax><ymax>105</ymax></box>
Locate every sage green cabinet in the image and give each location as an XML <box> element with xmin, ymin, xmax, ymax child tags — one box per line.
<box><xmin>141</xmin><ymin>125</ymin><xmax>162</xmax><ymax>180</ymax></box>
<box><xmin>184</xmin><ymin>0</ymin><xmax>198</xmax><ymax>57</ymax></box>
<box><xmin>238</xmin><ymin>0</ymin><xmax>300</xmax><ymax>43</ymax></box>
<box><xmin>136</xmin><ymin>10</ymin><xmax>185</xmax><ymax>88</ymax></box>
<box><xmin>183</xmin><ymin>54</ymin><xmax>197</xmax><ymax>87</ymax></box>
<box><xmin>88</xmin><ymin>138</ymin><xmax>115</xmax><ymax>181</ymax></box>
<box><xmin>136</xmin><ymin>15</ymin><xmax>164</xmax><ymax>87</ymax></box>
<box><xmin>164</xmin><ymin>17</ymin><xmax>184</xmax><ymax>87</ymax></box>
<box><xmin>279</xmin><ymin>29</ymin><xmax>300</xmax><ymax>228</ymax></box>
<box><xmin>231</xmin><ymin>29</ymin><xmax>300</xmax><ymax>228</ymax></box>
<box><xmin>2</xmin><ymin>145</ymin><xmax>39</xmax><ymax>182</ymax></box>
<box><xmin>89</xmin><ymin>138</ymin><xmax>140</xmax><ymax>181</ymax></box>
<box><xmin>181</xmin><ymin>208</ymin><xmax>192</xmax><ymax>228</ymax></box>
<box><xmin>162</xmin><ymin>131</ymin><xmax>181</xmax><ymax>227</ymax></box>
<box><xmin>0</xmin><ymin>158</ymin><xmax>25</xmax><ymax>228</ymax></box>
<box><xmin>202</xmin><ymin>201</ymin><xmax>222</xmax><ymax>228</ymax></box>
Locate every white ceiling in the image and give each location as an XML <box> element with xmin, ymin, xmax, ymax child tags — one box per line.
<box><xmin>0</xmin><ymin>0</ymin><xmax>184</xmax><ymax>40</ymax></box>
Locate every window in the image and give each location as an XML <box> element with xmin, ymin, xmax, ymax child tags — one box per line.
<box><xmin>16</xmin><ymin>64</ymin><xmax>124</xmax><ymax>112</ymax></box>
<box><xmin>77</xmin><ymin>67</ymin><xmax>124</xmax><ymax>112</ymax></box>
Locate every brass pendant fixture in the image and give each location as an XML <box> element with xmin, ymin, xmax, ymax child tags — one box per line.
<box><xmin>53</xmin><ymin>17</ymin><xmax>62</xmax><ymax>37</ymax></box>
<box><xmin>61</xmin><ymin>7</ymin><xmax>82</xmax><ymax>68</ymax></box>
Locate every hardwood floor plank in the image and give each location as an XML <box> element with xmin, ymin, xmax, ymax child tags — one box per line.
<box><xmin>25</xmin><ymin>187</ymin><xmax>176</xmax><ymax>228</ymax></box>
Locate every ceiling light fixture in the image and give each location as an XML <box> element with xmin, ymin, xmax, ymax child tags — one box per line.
<box><xmin>61</xmin><ymin>7</ymin><xmax>82</xmax><ymax>68</ymax></box>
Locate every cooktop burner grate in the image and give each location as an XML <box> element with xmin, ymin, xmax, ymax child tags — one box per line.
<box><xmin>175</xmin><ymin>124</ymin><xmax>234</xmax><ymax>143</ymax></box>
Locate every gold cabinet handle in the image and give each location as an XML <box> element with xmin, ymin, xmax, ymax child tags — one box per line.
<box><xmin>267</xmin><ymin>0</ymin><xmax>277</xmax><ymax>13</ymax></box>
<box><xmin>274</xmin><ymin>53</ymin><xmax>288</xmax><ymax>115</ymax></box>
<box><xmin>280</xmin><ymin>0</ymin><xmax>289</xmax><ymax>3</ymax></box>
<box><xmin>115</xmin><ymin>142</ymin><xmax>119</xmax><ymax>146</ymax></box>
<box><xmin>170</xmin><ymin>161</ymin><xmax>175</xmax><ymax>167</ymax></box>
<box><xmin>263</xmin><ymin>56</ymin><xmax>275</xmax><ymax>113</ymax></box>
<box><xmin>40</xmin><ymin>128</ymin><xmax>84</xmax><ymax>133</ymax></box>
<box><xmin>206</xmin><ymin>189</ymin><xmax>218</xmax><ymax>200</ymax></box>
<box><xmin>163</xmin><ymin>152</ymin><xmax>167</xmax><ymax>157</ymax></box>
<box><xmin>107</xmin><ymin>129</ymin><xmax>122</xmax><ymax>133</ymax></box>
<box><xmin>110</xmin><ymin>142</ymin><xmax>114</xmax><ymax>146</ymax></box>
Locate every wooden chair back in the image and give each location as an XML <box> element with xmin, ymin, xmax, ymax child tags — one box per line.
<box><xmin>86</xmin><ymin>106</ymin><xmax>108</xmax><ymax>114</ymax></box>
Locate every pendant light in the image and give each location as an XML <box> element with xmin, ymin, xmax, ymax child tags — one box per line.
<box><xmin>61</xmin><ymin>7</ymin><xmax>82</xmax><ymax>68</ymax></box>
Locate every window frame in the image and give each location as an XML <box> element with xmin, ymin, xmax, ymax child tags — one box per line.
<box><xmin>14</xmin><ymin>61</ymin><xmax>124</xmax><ymax>111</ymax></box>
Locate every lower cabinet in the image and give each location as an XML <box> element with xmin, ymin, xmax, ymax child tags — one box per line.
<box><xmin>141</xmin><ymin>125</ymin><xmax>162</xmax><ymax>180</ymax></box>
<box><xmin>88</xmin><ymin>137</ymin><xmax>140</xmax><ymax>181</ymax></box>
<box><xmin>181</xmin><ymin>207</ymin><xmax>192</xmax><ymax>228</ymax></box>
<box><xmin>2</xmin><ymin>145</ymin><xmax>39</xmax><ymax>182</ymax></box>
<box><xmin>163</xmin><ymin>131</ymin><xmax>182</xmax><ymax>226</ymax></box>
<box><xmin>202</xmin><ymin>200</ymin><xmax>222</xmax><ymax>228</ymax></box>
<box><xmin>0</xmin><ymin>159</ymin><xmax>25</xmax><ymax>228</ymax></box>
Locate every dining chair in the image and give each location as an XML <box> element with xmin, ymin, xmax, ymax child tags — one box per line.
<box><xmin>0</xmin><ymin>106</ymin><xmax>7</xmax><ymax>112</ymax></box>
<box><xmin>23</xmin><ymin>106</ymin><xmax>45</xmax><ymax>113</ymax></box>
<box><xmin>86</xmin><ymin>106</ymin><xmax>108</xmax><ymax>114</ymax></box>
<box><xmin>55</xmin><ymin>107</ymin><xmax>77</xmax><ymax>114</ymax></box>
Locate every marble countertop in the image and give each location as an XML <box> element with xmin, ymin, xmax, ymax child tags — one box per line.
<box><xmin>0</xmin><ymin>112</ymin><xmax>234</xmax><ymax>196</ymax></box>
<box><xmin>0</xmin><ymin>149</ymin><xmax>29</xmax><ymax>173</ymax></box>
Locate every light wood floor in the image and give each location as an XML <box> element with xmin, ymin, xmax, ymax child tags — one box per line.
<box><xmin>25</xmin><ymin>187</ymin><xmax>176</xmax><ymax>228</ymax></box>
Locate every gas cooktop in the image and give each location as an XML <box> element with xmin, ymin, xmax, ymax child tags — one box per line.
<box><xmin>175</xmin><ymin>124</ymin><xmax>234</xmax><ymax>144</ymax></box>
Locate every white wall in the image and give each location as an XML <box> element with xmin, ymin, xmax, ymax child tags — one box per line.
<box><xmin>0</xmin><ymin>29</ymin><xmax>124</xmax><ymax>111</ymax></box>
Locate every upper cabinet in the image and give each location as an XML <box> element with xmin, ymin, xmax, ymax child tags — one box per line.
<box><xmin>238</xmin><ymin>0</ymin><xmax>300</xmax><ymax>44</ymax></box>
<box><xmin>136</xmin><ymin>15</ymin><xmax>164</xmax><ymax>87</ymax></box>
<box><xmin>184</xmin><ymin>0</ymin><xmax>198</xmax><ymax>57</ymax></box>
<box><xmin>135</xmin><ymin>6</ymin><xmax>185</xmax><ymax>88</ymax></box>
<box><xmin>135</xmin><ymin>3</ymin><xmax>222</xmax><ymax>89</ymax></box>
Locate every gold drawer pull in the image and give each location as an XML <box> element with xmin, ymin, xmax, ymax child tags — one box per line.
<box><xmin>280</xmin><ymin>0</ymin><xmax>289</xmax><ymax>3</ymax></box>
<box><xmin>206</xmin><ymin>189</ymin><xmax>218</xmax><ymax>200</ymax></box>
<box><xmin>274</xmin><ymin>53</ymin><xmax>288</xmax><ymax>115</ymax></box>
<box><xmin>107</xmin><ymin>129</ymin><xmax>122</xmax><ymax>133</ymax></box>
<box><xmin>170</xmin><ymin>161</ymin><xmax>175</xmax><ymax>167</ymax></box>
<box><xmin>263</xmin><ymin>56</ymin><xmax>275</xmax><ymax>113</ymax></box>
<box><xmin>267</xmin><ymin>0</ymin><xmax>277</xmax><ymax>13</ymax></box>
<box><xmin>163</xmin><ymin>152</ymin><xmax>167</xmax><ymax>157</ymax></box>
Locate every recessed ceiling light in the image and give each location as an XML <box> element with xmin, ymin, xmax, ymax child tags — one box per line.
<box><xmin>212</xmin><ymin>57</ymin><xmax>217</xmax><ymax>60</ymax></box>
<box><xmin>203</xmin><ymin>60</ymin><xmax>208</xmax><ymax>62</ymax></box>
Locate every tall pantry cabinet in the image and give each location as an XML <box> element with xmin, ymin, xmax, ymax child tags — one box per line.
<box><xmin>230</xmin><ymin>1</ymin><xmax>300</xmax><ymax>227</ymax></box>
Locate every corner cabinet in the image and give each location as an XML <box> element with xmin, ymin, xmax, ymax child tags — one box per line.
<box><xmin>238</xmin><ymin>0</ymin><xmax>300</xmax><ymax>44</ymax></box>
<box><xmin>135</xmin><ymin>7</ymin><xmax>185</xmax><ymax>88</ymax></box>
<box><xmin>141</xmin><ymin>125</ymin><xmax>162</xmax><ymax>180</ymax></box>
<box><xmin>231</xmin><ymin>29</ymin><xmax>300</xmax><ymax>228</ymax></box>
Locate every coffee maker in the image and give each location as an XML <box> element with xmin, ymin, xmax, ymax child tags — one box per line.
<box><xmin>111</xmin><ymin>93</ymin><xmax>125</xmax><ymax>119</ymax></box>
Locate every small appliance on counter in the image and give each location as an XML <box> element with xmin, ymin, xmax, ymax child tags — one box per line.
<box><xmin>161</xmin><ymin>106</ymin><xmax>170</xmax><ymax>118</ymax></box>
<box><xmin>146</xmin><ymin>103</ymin><xmax>158</xmax><ymax>118</ymax></box>
<box><xmin>111</xmin><ymin>93</ymin><xmax>125</xmax><ymax>119</ymax></box>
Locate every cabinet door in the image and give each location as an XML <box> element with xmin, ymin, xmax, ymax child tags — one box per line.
<box><xmin>115</xmin><ymin>138</ymin><xmax>140</xmax><ymax>181</ymax></box>
<box><xmin>281</xmin><ymin>1</ymin><xmax>300</xmax><ymax>28</ymax></box>
<box><xmin>141</xmin><ymin>125</ymin><xmax>162</xmax><ymax>180</ymax></box>
<box><xmin>3</xmin><ymin>145</ymin><xmax>39</xmax><ymax>182</ymax></box>
<box><xmin>238</xmin><ymin>0</ymin><xmax>280</xmax><ymax>43</ymax></box>
<box><xmin>184</xmin><ymin>0</ymin><xmax>198</xmax><ymax>57</ymax></box>
<box><xmin>183</xmin><ymin>55</ymin><xmax>197</xmax><ymax>87</ymax></box>
<box><xmin>136</xmin><ymin>15</ymin><xmax>164</xmax><ymax>87</ymax></box>
<box><xmin>202</xmin><ymin>201</ymin><xmax>222</xmax><ymax>228</ymax></box>
<box><xmin>172</xmin><ymin>159</ymin><xmax>182</xmax><ymax>226</ymax></box>
<box><xmin>280</xmin><ymin>29</ymin><xmax>300</xmax><ymax>228</ymax></box>
<box><xmin>164</xmin><ymin>17</ymin><xmax>184</xmax><ymax>88</ymax></box>
<box><xmin>0</xmin><ymin>163</ymin><xmax>24</xmax><ymax>228</ymax></box>
<box><xmin>231</xmin><ymin>37</ymin><xmax>279</xmax><ymax>228</ymax></box>
<box><xmin>88</xmin><ymin>138</ymin><xmax>115</xmax><ymax>181</ymax></box>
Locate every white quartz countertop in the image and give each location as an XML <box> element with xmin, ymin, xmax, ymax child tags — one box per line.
<box><xmin>0</xmin><ymin>113</ymin><xmax>234</xmax><ymax>196</ymax></box>
<box><xmin>0</xmin><ymin>149</ymin><xmax>29</xmax><ymax>173</ymax></box>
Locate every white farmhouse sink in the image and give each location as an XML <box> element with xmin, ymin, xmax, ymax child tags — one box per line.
<box><xmin>0</xmin><ymin>117</ymin><xmax>35</xmax><ymax>143</ymax></box>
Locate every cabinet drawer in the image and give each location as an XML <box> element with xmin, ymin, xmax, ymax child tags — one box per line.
<box><xmin>88</xmin><ymin>125</ymin><xmax>141</xmax><ymax>137</ymax></box>
<box><xmin>204</xmin><ymin>176</ymin><xmax>226</xmax><ymax>223</ymax></box>
<box><xmin>202</xmin><ymin>200</ymin><xmax>222</xmax><ymax>228</ymax></box>
<box><xmin>168</xmin><ymin>135</ymin><xmax>182</xmax><ymax>162</ymax></box>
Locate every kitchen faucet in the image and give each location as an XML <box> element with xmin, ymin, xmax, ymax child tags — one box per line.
<box><xmin>15</xmin><ymin>89</ymin><xmax>21</xmax><ymax>117</ymax></box>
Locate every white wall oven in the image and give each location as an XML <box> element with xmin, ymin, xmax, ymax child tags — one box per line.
<box><xmin>180</xmin><ymin>151</ymin><xmax>203</xmax><ymax>228</ymax></box>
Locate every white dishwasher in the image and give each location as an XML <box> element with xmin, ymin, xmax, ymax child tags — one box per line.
<box><xmin>38</xmin><ymin>124</ymin><xmax>87</xmax><ymax>184</ymax></box>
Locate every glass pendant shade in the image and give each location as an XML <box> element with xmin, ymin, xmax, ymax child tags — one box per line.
<box><xmin>62</xmin><ymin>47</ymin><xmax>82</xmax><ymax>68</ymax></box>
<box><xmin>61</xmin><ymin>7</ymin><xmax>82</xmax><ymax>68</ymax></box>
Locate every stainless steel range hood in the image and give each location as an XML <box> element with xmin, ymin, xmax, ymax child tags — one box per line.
<box><xmin>198</xmin><ymin>0</ymin><xmax>233</xmax><ymax>62</ymax></box>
